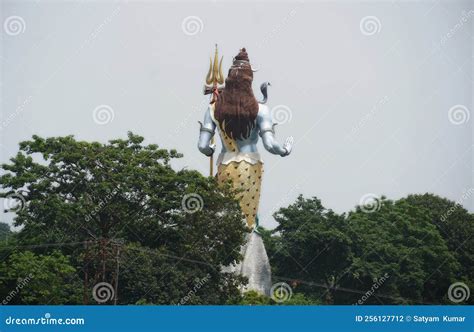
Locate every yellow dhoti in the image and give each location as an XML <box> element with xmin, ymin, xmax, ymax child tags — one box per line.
<box><xmin>210</xmin><ymin>105</ymin><xmax>264</xmax><ymax>228</ymax></box>
<box><xmin>216</xmin><ymin>154</ymin><xmax>263</xmax><ymax>228</ymax></box>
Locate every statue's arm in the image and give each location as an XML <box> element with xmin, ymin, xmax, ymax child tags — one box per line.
<box><xmin>197</xmin><ymin>106</ymin><xmax>216</xmax><ymax>156</ymax></box>
<box><xmin>257</xmin><ymin>105</ymin><xmax>293</xmax><ymax>157</ymax></box>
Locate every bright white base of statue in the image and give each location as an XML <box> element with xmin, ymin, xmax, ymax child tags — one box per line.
<box><xmin>223</xmin><ymin>231</ymin><xmax>272</xmax><ymax>296</ymax></box>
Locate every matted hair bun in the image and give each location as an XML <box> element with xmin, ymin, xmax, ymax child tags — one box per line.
<box><xmin>235</xmin><ymin>48</ymin><xmax>249</xmax><ymax>62</ymax></box>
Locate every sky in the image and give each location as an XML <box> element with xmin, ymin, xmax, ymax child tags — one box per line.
<box><xmin>1</xmin><ymin>0</ymin><xmax>473</xmax><ymax>229</ymax></box>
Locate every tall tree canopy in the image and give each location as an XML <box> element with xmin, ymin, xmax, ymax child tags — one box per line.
<box><xmin>268</xmin><ymin>196</ymin><xmax>352</xmax><ymax>304</ymax></box>
<box><xmin>0</xmin><ymin>133</ymin><xmax>247</xmax><ymax>304</ymax></box>
<box><xmin>266</xmin><ymin>195</ymin><xmax>467</xmax><ymax>304</ymax></box>
<box><xmin>0</xmin><ymin>133</ymin><xmax>471</xmax><ymax>305</ymax></box>
<box><xmin>403</xmin><ymin>194</ymin><xmax>474</xmax><ymax>284</ymax></box>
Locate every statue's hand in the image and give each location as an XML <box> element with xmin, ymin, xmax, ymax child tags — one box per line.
<box><xmin>209</xmin><ymin>143</ymin><xmax>216</xmax><ymax>155</ymax></box>
<box><xmin>282</xmin><ymin>136</ymin><xmax>294</xmax><ymax>156</ymax></box>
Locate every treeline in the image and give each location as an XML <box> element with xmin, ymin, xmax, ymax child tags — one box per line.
<box><xmin>0</xmin><ymin>133</ymin><xmax>246</xmax><ymax>305</ymax></box>
<box><xmin>262</xmin><ymin>193</ymin><xmax>473</xmax><ymax>304</ymax></box>
<box><xmin>0</xmin><ymin>133</ymin><xmax>472</xmax><ymax>305</ymax></box>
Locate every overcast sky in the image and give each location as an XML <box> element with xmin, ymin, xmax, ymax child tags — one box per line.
<box><xmin>1</xmin><ymin>0</ymin><xmax>472</xmax><ymax>229</ymax></box>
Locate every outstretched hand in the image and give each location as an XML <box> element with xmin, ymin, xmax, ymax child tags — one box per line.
<box><xmin>209</xmin><ymin>143</ymin><xmax>216</xmax><ymax>155</ymax></box>
<box><xmin>282</xmin><ymin>136</ymin><xmax>294</xmax><ymax>156</ymax></box>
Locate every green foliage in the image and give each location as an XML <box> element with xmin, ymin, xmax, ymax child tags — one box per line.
<box><xmin>403</xmin><ymin>194</ymin><xmax>474</xmax><ymax>277</ymax></box>
<box><xmin>0</xmin><ymin>133</ymin><xmax>247</xmax><ymax>304</ymax></box>
<box><xmin>0</xmin><ymin>222</ymin><xmax>12</xmax><ymax>242</ymax></box>
<box><xmin>402</xmin><ymin>193</ymin><xmax>474</xmax><ymax>304</ymax></box>
<box><xmin>269</xmin><ymin>196</ymin><xmax>352</xmax><ymax>304</ymax></box>
<box><xmin>0</xmin><ymin>133</ymin><xmax>471</xmax><ymax>305</ymax></box>
<box><xmin>238</xmin><ymin>291</ymin><xmax>272</xmax><ymax>305</ymax></box>
<box><xmin>118</xmin><ymin>243</ymin><xmax>243</xmax><ymax>305</ymax></box>
<box><xmin>236</xmin><ymin>290</ymin><xmax>318</xmax><ymax>305</ymax></box>
<box><xmin>266</xmin><ymin>195</ymin><xmax>466</xmax><ymax>305</ymax></box>
<box><xmin>283</xmin><ymin>292</ymin><xmax>319</xmax><ymax>305</ymax></box>
<box><xmin>0</xmin><ymin>250</ymin><xmax>81</xmax><ymax>304</ymax></box>
<box><xmin>346</xmin><ymin>198</ymin><xmax>459</xmax><ymax>304</ymax></box>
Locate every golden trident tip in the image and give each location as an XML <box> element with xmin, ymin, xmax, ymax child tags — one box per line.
<box><xmin>205</xmin><ymin>45</ymin><xmax>224</xmax><ymax>85</ymax></box>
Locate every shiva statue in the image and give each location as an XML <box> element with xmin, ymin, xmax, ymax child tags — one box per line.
<box><xmin>197</xmin><ymin>47</ymin><xmax>293</xmax><ymax>295</ymax></box>
<box><xmin>198</xmin><ymin>47</ymin><xmax>293</xmax><ymax>229</ymax></box>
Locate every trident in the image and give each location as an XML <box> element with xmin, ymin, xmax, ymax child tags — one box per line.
<box><xmin>203</xmin><ymin>44</ymin><xmax>225</xmax><ymax>176</ymax></box>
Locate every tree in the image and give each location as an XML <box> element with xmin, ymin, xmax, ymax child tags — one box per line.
<box><xmin>346</xmin><ymin>197</ymin><xmax>459</xmax><ymax>304</ymax></box>
<box><xmin>117</xmin><ymin>243</ymin><xmax>243</xmax><ymax>305</ymax></box>
<box><xmin>268</xmin><ymin>196</ymin><xmax>352</xmax><ymax>304</ymax></box>
<box><xmin>283</xmin><ymin>293</ymin><xmax>320</xmax><ymax>305</ymax></box>
<box><xmin>403</xmin><ymin>193</ymin><xmax>474</xmax><ymax>304</ymax></box>
<box><xmin>238</xmin><ymin>291</ymin><xmax>272</xmax><ymax>305</ymax></box>
<box><xmin>2</xmin><ymin>133</ymin><xmax>470</xmax><ymax>305</ymax></box>
<box><xmin>235</xmin><ymin>290</ymin><xmax>317</xmax><ymax>305</ymax></box>
<box><xmin>403</xmin><ymin>194</ymin><xmax>474</xmax><ymax>278</ymax></box>
<box><xmin>0</xmin><ymin>250</ymin><xmax>81</xmax><ymax>304</ymax></box>
<box><xmin>0</xmin><ymin>222</ymin><xmax>12</xmax><ymax>242</ymax></box>
<box><xmin>0</xmin><ymin>133</ymin><xmax>248</xmax><ymax>304</ymax></box>
<box><xmin>266</xmin><ymin>195</ymin><xmax>461</xmax><ymax>304</ymax></box>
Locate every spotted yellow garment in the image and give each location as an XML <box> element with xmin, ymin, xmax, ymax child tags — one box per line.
<box><xmin>217</xmin><ymin>160</ymin><xmax>263</xmax><ymax>228</ymax></box>
<box><xmin>218</xmin><ymin>120</ymin><xmax>239</xmax><ymax>153</ymax></box>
